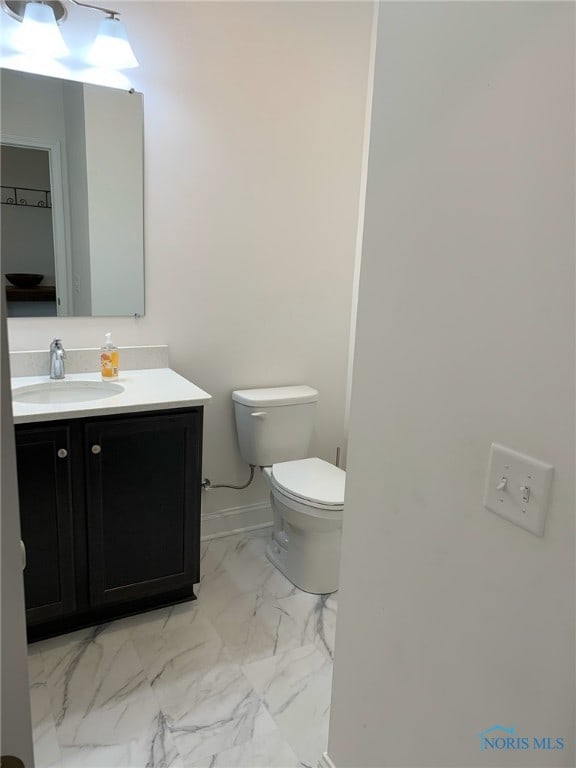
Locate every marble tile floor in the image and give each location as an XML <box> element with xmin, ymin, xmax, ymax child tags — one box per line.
<box><xmin>28</xmin><ymin>529</ymin><xmax>337</xmax><ymax>768</ymax></box>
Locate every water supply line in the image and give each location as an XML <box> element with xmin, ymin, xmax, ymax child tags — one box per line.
<box><xmin>202</xmin><ymin>464</ymin><xmax>256</xmax><ymax>491</ymax></box>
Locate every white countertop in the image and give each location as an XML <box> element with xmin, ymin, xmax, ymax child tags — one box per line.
<box><xmin>11</xmin><ymin>368</ymin><xmax>212</xmax><ymax>424</ymax></box>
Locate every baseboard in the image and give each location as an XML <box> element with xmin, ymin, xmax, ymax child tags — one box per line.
<box><xmin>200</xmin><ymin>501</ymin><xmax>273</xmax><ymax>541</ymax></box>
<box><xmin>318</xmin><ymin>753</ymin><xmax>337</xmax><ymax>768</ymax></box>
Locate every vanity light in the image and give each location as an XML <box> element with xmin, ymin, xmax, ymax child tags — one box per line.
<box><xmin>87</xmin><ymin>13</ymin><xmax>138</xmax><ymax>69</ymax></box>
<box><xmin>1</xmin><ymin>0</ymin><xmax>138</xmax><ymax>69</ymax></box>
<box><xmin>12</xmin><ymin>1</ymin><xmax>69</xmax><ymax>58</ymax></box>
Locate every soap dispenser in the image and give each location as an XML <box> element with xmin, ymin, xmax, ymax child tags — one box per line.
<box><xmin>100</xmin><ymin>332</ymin><xmax>119</xmax><ymax>379</ymax></box>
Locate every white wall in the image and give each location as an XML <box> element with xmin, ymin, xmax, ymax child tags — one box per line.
<box><xmin>328</xmin><ymin>3</ymin><xmax>575</xmax><ymax>767</ymax></box>
<box><xmin>3</xmin><ymin>2</ymin><xmax>373</xmax><ymax>521</ymax></box>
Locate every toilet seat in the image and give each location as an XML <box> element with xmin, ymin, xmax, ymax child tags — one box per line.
<box><xmin>271</xmin><ymin>458</ymin><xmax>345</xmax><ymax>511</ymax></box>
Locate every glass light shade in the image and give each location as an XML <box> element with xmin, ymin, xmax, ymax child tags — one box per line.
<box><xmin>88</xmin><ymin>16</ymin><xmax>138</xmax><ymax>69</ymax></box>
<box><xmin>13</xmin><ymin>2</ymin><xmax>69</xmax><ymax>58</ymax></box>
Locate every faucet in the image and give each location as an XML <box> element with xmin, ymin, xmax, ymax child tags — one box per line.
<box><xmin>49</xmin><ymin>339</ymin><xmax>66</xmax><ymax>380</ymax></box>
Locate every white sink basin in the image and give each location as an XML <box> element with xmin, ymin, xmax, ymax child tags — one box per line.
<box><xmin>13</xmin><ymin>380</ymin><xmax>124</xmax><ymax>404</ymax></box>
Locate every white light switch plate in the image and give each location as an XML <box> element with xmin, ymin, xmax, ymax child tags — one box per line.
<box><xmin>484</xmin><ymin>443</ymin><xmax>553</xmax><ymax>536</ymax></box>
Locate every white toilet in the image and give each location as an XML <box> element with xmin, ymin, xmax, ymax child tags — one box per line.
<box><xmin>232</xmin><ymin>385</ymin><xmax>345</xmax><ymax>594</ymax></box>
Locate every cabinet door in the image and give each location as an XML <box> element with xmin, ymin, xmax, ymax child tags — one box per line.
<box><xmin>15</xmin><ymin>426</ymin><xmax>76</xmax><ymax>624</ymax></box>
<box><xmin>85</xmin><ymin>411</ymin><xmax>201</xmax><ymax>607</ymax></box>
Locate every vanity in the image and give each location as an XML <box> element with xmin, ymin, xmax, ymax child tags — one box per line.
<box><xmin>11</xmin><ymin>362</ymin><xmax>211</xmax><ymax>642</ymax></box>
<box><xmin>1</xmin><ymin>68</ymin><xmax>212</xmax><ymax>642</ymax></box>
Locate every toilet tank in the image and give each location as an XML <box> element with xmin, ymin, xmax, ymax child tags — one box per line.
<box><xmin>232</xmin><ymin>385</ymin><xmax>318</xmax><ymax>466</ymax></box>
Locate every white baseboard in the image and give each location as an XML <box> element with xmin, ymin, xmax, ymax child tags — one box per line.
<box><xmin>201</xmin><ymin>501</ymin><xmax>273</xmax><ymax>541</ymax></box>
<box><xmin>318</xmin><ymin>753</ymin><xmax>337</xmax><ymax>768</ymax></box>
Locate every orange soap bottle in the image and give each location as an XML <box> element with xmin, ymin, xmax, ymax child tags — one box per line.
<box><xmin>100</xmin><ymin>332</ymin><xmax>119</xmax><ymax>379</ymax></box>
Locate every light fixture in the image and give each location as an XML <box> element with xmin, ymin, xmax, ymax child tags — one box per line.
<box><xmin>1</xmin><ymin>0</ymin><xmax>139</xmax><ymax>69</ymax></box>
<box><xmin>10</xmin><ymin>1</ymin><xmax>69</xmax><ymax>58</ymax></box>
<box><xmin>87</xmin><ymin>13</ymin><xmax>138</xmax><ymax>69</ymax></box>
<box><xmin>68</xmin><ymin>0</ymin><xmax>138</xmax><ymax>69</ymax></box>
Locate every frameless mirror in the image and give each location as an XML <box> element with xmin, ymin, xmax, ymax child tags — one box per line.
<box><xmin>1</xmin><ymin>68</ymin><xmax>144</xmax><ymax>317</ymax></box>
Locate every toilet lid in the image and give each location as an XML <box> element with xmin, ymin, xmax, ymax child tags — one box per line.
<box><xmin>271</xmin><ymin>458</ymin><xmax>345</xmax><ymax>508</ymax></box>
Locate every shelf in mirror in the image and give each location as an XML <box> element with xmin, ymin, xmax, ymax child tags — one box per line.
<box><xmin>6</xmin><ymin>285</ymin><xmax>56</xmax><ymax>302</ymax></box>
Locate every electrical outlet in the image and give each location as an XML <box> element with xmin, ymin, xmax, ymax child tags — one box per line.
<box><xmin>484</xmin><ymin>443</ymin><xmax>553</xmax><ymax>537</ymax></box>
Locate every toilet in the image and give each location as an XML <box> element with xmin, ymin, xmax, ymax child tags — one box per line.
<box><xmin>232</xmin><ymin>385</ymin><xmax>345</xmax><ymax>594</ymax></box>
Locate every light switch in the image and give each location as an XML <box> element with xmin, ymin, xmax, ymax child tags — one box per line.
<box><xmin>484</xmin><ymin>443</ymin><xmax>553</xmax><ymax>536</ymax></box>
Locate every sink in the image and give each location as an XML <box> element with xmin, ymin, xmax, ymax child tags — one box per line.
<box><xmin>13</xmin><ymin>380</ymin><xmax>124</xmax><ymax>404</ymax></box>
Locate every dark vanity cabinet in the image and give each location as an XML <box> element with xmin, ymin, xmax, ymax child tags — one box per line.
<box><xmin>16</xmin><ymin>425</ymin><xmax>77</xmax><ymax>625</ymax></box>
<box><xmin>15</xmin><ymin>407</ymin><xmax>203</xmax><ymax>641</ymax></box>
<box><xmin>85</xmin><ymin>413</ymin><xmax>201</xmax><ymax>606</ymax></box>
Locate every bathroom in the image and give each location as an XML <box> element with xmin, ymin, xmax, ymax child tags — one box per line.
<box><xmin>1</xmin><ymin>2</ymin><xmax>574</xmax><ymax>768</ymax></box>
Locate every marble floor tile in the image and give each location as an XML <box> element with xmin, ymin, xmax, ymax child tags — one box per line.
<box><xmin>132</xmin><ymin>612</ymin><xmax>227</xmax><ymax>700</ymax></box>
<box><xmin>274</xmin><ymin>591</ymin><xmax>338</xmax><ymax>660</ymax></box>
<box><xmin>187</xmin><ymin>728</ymin><xmax>301</xmax><ymax>768</ymax></box>
<box><xmin>131</xmin><ymin>602</ymin><xmax>273</xmax><ymax>762</ymax></box>
<box><xmin>38</xmin><ymin>622</ymin><xmax>181</xmax><ymax>766</ymax></box>
<box><xmin>28</xmin><ymin>649</ymin><xmax>62</xmax><ymax>768</ymax></box>
<box><xmin>199</xmin><ymin>534</ymin><xmax>337</xmax><ymax>666</ymax></box>
<box><xmin>59</xmin><ymin>710</ymin><xmax>182</xmax><ymax>768</ymax></box>
<box><xmin>242</xmin><ymin>644</ymin><xmax>333</xmax><ymax>768</ymax></box>
<box><xmin>200</xmin><ymin>532</ymin><xmax>299</xmax><ymax>602</ymax></box>
<box><xmin>111</xmin><ymin>598</ymin><xmax>204</xmax><ymax>642</ymax></box>
<box><xmin>200</xmin><ymin>589</ymin><xmax>311</xmax><ymax>666</ymax></box>
<box><xmin>167</xmin><ymin>681</ymin><xmax>277</xmax><ymax>764</ymax></box>
<box><xmin>59</xmin><ymin>712</ymin><xmax>183</xmax><ymax>768</ymax></box>
<box><xmin>27</xmin><ymin>530</ymin><xmax>338</xmax><ymax>768</ymax></box>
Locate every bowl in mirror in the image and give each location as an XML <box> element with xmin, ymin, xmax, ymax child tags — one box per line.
<box><xmin>5</xmin><ymin>273</ymin><xmax>44</xmax><ymax>288</ymax></box>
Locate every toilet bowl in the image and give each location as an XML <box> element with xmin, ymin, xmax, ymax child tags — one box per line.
<box><xmin>232</xmin><ymin>385</ymin><xmax>346</xmax><ymax>595</ymax></box>
<box><xmin>262</xmin><ymin>458</ymin><xmax>344</xmax><ymax>594</ymax></box>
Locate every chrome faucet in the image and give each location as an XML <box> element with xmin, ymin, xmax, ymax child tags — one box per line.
<box><xmin>49</xmin><ymin>339</ymin><xmax>66</xmax><ymax>380</ymax></box>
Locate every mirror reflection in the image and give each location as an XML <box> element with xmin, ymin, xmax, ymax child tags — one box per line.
<box><xmin>1</xmin><ymin>68</ymin><xmax>144</xmax><ymax>317</ymax></box>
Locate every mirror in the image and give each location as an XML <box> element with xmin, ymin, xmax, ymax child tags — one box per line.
<box><xmin>1</xmin><ymin>68</ymin><xmax>144</xmax><ymax>317</ymax></box>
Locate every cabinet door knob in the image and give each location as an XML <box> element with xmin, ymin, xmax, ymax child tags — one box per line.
<box><xmin>91</xmin><ymin>445</ymin><xmax>102</xmax><ymax>455</ymax></box>
<box><xmin>57</xmin><ymin>448</ymin><xmax>68</xmax><ymax>458</ymax></box>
